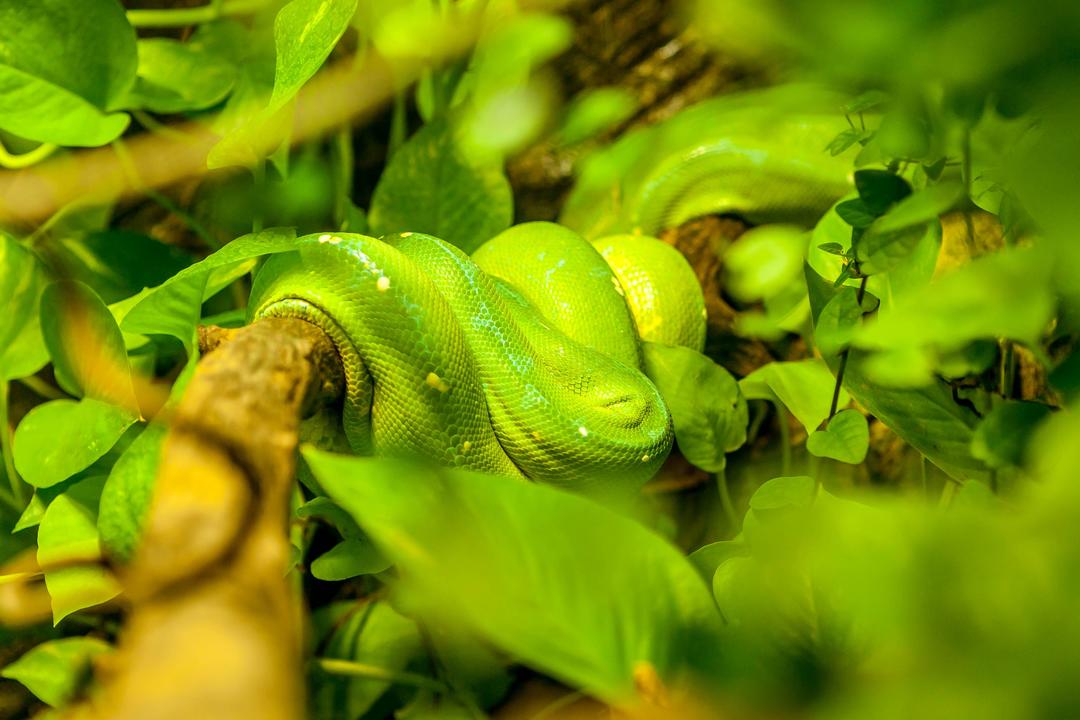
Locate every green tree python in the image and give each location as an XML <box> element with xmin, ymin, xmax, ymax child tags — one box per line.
<box><xmin>248</xmin><ymin>89</ymin><xmax>855</xmax><ymax>490</ymax></box>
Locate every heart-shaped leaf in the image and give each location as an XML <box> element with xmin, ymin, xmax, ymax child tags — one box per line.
<box><xmin>807</xmin><ymin>409</ymin><xmax>870</xmax><ymax>464</ymax></box>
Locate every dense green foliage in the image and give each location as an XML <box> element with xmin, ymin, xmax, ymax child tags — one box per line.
<box><xmin>2</xmin><ymin>0</ymin><xmax>1080</xmax><ymax>718</ymax></box>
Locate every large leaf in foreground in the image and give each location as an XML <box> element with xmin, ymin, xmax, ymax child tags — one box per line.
<box><xmin>305</xmin><ymin>450</ymin><xmax>721</xmax><ymax>703</ymax></box>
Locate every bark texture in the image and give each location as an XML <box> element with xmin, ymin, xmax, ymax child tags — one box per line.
<box><xmin>76</xmin><ymin>318</ymin><xmax>343</xmax><ymax>720</ymax></box>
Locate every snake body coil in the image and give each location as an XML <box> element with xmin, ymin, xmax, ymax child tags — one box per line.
<box><xmin>248</xmin><ymin>222</ymin><xmax>704</xmax><ymax>489</ymax></box>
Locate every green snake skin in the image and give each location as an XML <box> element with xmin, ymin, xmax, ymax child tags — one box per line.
<box><xmin>559</xmin><ymin>86</ymin><xmax>856</xmax><ymax>238</ymax></box>
<box><xmin>248</xmin><ymin>222</ymin><xmax>704</xmax><ymax>489</ymax></box>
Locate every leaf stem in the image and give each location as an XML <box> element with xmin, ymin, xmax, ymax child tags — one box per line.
<box><xmin>0</xmin><ymin>140</ymin><xmax>57</xmax><ymax>169</ymax></box>
<box><xmin>715</xmin><ymin>468</ymin><xmax>736</xmax><ymax>530</ymax></box>
<box><xmin>775</xmin><ymin>401</ymin><xmax>792</xmax><ymax>476</ymax></box>
<box><xmin>313</xmin><ymin>658</ymin><xmax>447</xmax><ymax>692</ymax></box>
<box><xmin>126</xmin><ymin>0</ymin><xmax>266</xmax><ymax>27</ymax></box>
<box><xmin>0</xmin><ymin>382</ymin><xmax>26</xmax><ymax>509</ymax></box>
<box><xmin>828</xmin><ymin>275</ymin><xmax>869</xmax><ymax>419</ymax></box>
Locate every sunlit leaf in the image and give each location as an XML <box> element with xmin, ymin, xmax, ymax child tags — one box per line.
<box><xmin>306</xmin><ymin>451</ymin><xmax>722</xmax><ymax>703</ymax></box>
<box><xmin>13</xmin><ymin>399</ymin><xmax>136</xmax><ymax>489</ymax></box>
<box><xmin>311</xmin><ymin>538</ymin><xmax>390</xmax><ymax>581</ymax></box>
<box><xmin>270</xmin><ymin>0</ymin><xmax>358</xmax><ymax>110</ymax></box>
<box><xmin>127</xmin><ymin>31</ymin><xmax>237</xmax><ymax>113</ymax></box>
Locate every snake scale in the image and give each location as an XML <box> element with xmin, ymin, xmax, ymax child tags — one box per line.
<box><xmin>248</xmin><ymin>89</ymin><xmax>855</xmax><ymax>489</ymax></box>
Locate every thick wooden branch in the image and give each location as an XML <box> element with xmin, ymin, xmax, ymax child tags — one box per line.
<box><xmin>80</xmin><ymin>318</ymin><xmax>343</xmax><ymax>720</ymax></box>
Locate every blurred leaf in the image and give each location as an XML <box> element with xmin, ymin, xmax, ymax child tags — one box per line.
<box><xmin>311</xmin><ymin>538</ymin><xmax>391</xmax><ymax>581</ymax></box>
<box><xmin>13</xmin><ymin>399</ymin><xmax>136</xmax><ymax>488</ymax></box>
<box><xmin>857</xmin><ymin>219</ymin><xmax>938</xmax><ymax>276</ymax></box>
<box><xmin>369</xmin><ymin>119</ymin><xmax>512</xmax><ymax>253</ymax></box>
<box><xmin>971</xmin><ymin>401</ymin><xmax>1054</xmax><ymax>469</ymax></box>
<box><xmin>0</xmin><ymin>234</ymin><xmax>50</xmax><ymax>382</ymax></box>
<box><xmin>559</xmin><ymin>87</ymin><xmax>637</xmax><ymax>145</ymax></box>
<box><xmin>40</xmin><ymin>281</ymin><xmax>137</xmax><ymax>409</ymax></box>
<box><xmin>642</xmin><ymin>342</ymin><xmax>748</xmax><ymax>473</ymax></box>
<box><xmin>872</xmin><ymin>181</ymin><xmax>965</xmax><ymax>234</ymax></box>
<box><xmin>740</xmin><ymin>359</ymin><xmax>847</xmax><ymax>433</ymax></box>
<box><xmin>856</xmin><ymin>245</ymin><xmax>1054</xmax><ymax>353</ymax></box>
<box><xmin>270</xmin><ymin>0</ymin><xmax>358</xmax><ymax>110</ymax></box>
<box><xmin>306</xmin><ymin>451</ymin><xmax>721</xmax><ymax>702</ymax></box>
<box><xmin>807</xmin><ymin>409</ymin><xmax>870</xmax><ymax>464</ymax></box>
<box><xmin>311</xmin><ymin>601</ymin><xmax>423</xmax><ymax>719</ymax></box>
<box><xmin>815</xmin><ymin>286</ymin><xmax>878</xmax><ymax>357</ymax></box>
<box><xmin>36</xmin><ymin>475</ymin><xmax>121</xmax><ymax>624</ymax></box>
<box><xmin>53</xmin><ymin>230</ymin><xmax>193</xmax><ymax>305</ymax></box>
<box><xmin>122</xmin><ymin>227</ymin><xmax>297</xmax><ymax>349</ymax></box>
<box><xmin>876</xmin><ymin>105</ymin><xmax>930</xmax><ymax>160</ymax></box>
<box><xmin>854</xmin><ymin>169</ymin><xmax>911</xmax><ymax>215</ymax></box>
<box><xmin>724</xmin><ymin>225</ymin><xmax>806</xmax><ymax>302</ymax></box>
<box><xmin>97</xmin><ymin>422</ymin><xmax>165</xmax><ymax>562</ymax></box>
<box><xmin>0</xmin><ymin>0</ymin><xmax>135</xmax><ymax>145</ymax></box>
<box><xmin>1</xmin><ymin>636</ymin><xmax>111</xmax><ymax>707</ymax></box>
<box><xmin>126</xmin><ymin>32</ymin><xmax>237</xmax><ymax>113</ymax></box>
<box><xmin>826</xmin><ymin>127</ymin><xmax>865</xmax><ymax>156</ymax></box>
<box><xmin>688</xmin><ymin>540</ymin><xmax>748</xmax><ymax>582</ymax></box>
<box><xmin>748</xmin><ymin>475</ymin><xmax>816</xmax><ymax>514</ymax></box>
<box><xmin>807</xmin><ymin>263</ymin><xmax>987</xmax><ymax>481</ymax></box>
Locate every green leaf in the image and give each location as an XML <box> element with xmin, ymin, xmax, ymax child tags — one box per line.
<box><xmin>369</xmin><ymin>118</ymin><xmax>513</xmax><ymax>253</ymax></box>
<box><xmin>687</xmin><ymin>540</ymin><xmax>748</xmax><ymax>582</ymax></box>
<box><xmin>857</xmin><ymin>220</ymin><xmax>939</xmax><ymax>276</ymax></box>
<box><xmin>748</xmin><ymin>475</ymin><xmax>816</xmax><ymax>514</ymax></box>
<box><xmin>843</xmin><ymin>90</ymin><xmax>888</xmax><ymax>114</ymax></box>
<box><xmin>0</xmin><ymin>66</ymin><xmax>130</xmax><ymax>146</ymax></box>
<box><xmin>826</xmin><ymin>127</ymin><xmax>864</xmax><ymax>157</ymax></box>
<box><xmin>97</xmin><ymin>423</ymin><xmax>165</xmax><ymax>562</ymax></box>
<box><xmin>0</xmin><ymin>0</ymin><xmax>135</xmax><ymax>145</ymax></box>
<box><xmin>122</xmin><ymin>228</ymin><xmax>297</xmax><ymax>348</ymax></box>
<box><xmin>270</xmin><ymin>0</ymin><xmax>358</xmax><ymax>110</ymax></box>
<box><xmin>0</xmin><ymin>234</ymin><xmax>50</xmax><ymax>382</ymax></box>
<box><xmin>815</xmin><ymin>286</ymin><xmax>878</xmax><ymax>357</ymax></box>
<box><xmin>559</xmin><ymin>87</ymin><xmax>637</xmax><ymax>146</ymax></box>
<box><xmin>835</xmin><ymin>198</ymin><xmax>877</xmax><ymax>228</ymax></box>
<box><xmin>807</xmin><ymin>409</ymin><xmax>870</xmax><ymax>464</ymax></box>
<box><xmin>641</xmin><ymin>342</ymin><xmax>748</xmax><ymax>473</ymax></box>
<box><xmin>13</xmin><ymin>399</ymin><xmax>136</xmax><ymax>488</ymax></box>
<box><xmin>310</xmin><ymin>538</ymin><xmax>391</xmax><ymax>581</ymax></box>
<box><xmin>41</xmin><ymin>281</ymin><xmax>137</xmax><ymax>409</ymax></box>
<box><xmin>305</xmin><ymin>451</ymin><xmax>721</xmax><ymax>703</ymax></box>
<box><xmin>37</xmin><ymin>475</ymin><xmax>121</xmax><ymax>624</ymax></box>
<box><xmin>871</xmin><ymin>181</ymin><xmax>965</xmax><ymax>234</ymax></box>
<box><xmin>854</xmin><ymin>169</ymin><xmax>911</xmax><ymax>215</ymax></box>
<box><xmin>971</xmin><ymin>401</ymin><xmax>1054</xmax><ymax>469</ymax></box>
<box><xmin>127</xmin><ymin>32</ymin><xmax>237</xmax><ymax>114</ymax></box>
<box><xmin>855</xmin><ymin>245</ymin><xmax>1054</xmax><ymax>353</ymax></box>
<box><xmin>723</xmin><ymin>225</ymin><xmax>806</xmax><ymax>302</ymax></box>
<box><xmin>53</xmin><ymin>230</ymin><xmax>193</xmax><ymax>306</ymax></box>
<box><xmin>311</xmin><ymin>601</ymin><xmax>423</xmax><ymax>719</ymax></box>
<box><xmin>1</xmin><ymin>637</ymin><xmax>111</xmax><ymax>707</ymax></box>
<box><xmin>740</xmin><ymin>359</ymin><xmax>848</xmax><ymax>434</ymax></box>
